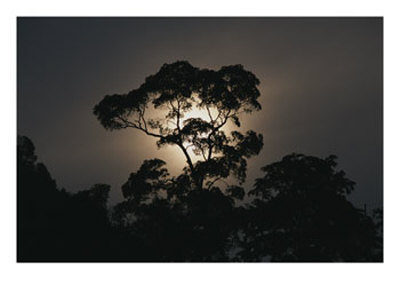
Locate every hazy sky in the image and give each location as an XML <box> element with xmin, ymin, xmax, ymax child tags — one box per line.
<box><xmin>18</xmin><ymin>17</ymin><xmax>382</xmax><ymax>209</ymax></box>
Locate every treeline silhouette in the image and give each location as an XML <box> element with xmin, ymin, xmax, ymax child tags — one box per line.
<box><xmin>17</xmin><ymin>135</ymin><xmax>382</xmax><ymax>262</ymax></box>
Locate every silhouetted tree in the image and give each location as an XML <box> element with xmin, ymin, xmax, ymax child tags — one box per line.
<box><xmin>17</xmin><ymin>135</ymin><xmax>114</xmax><ymax>261</ymax></box>
<box><xmin>111</xmin><ymin>159</ymin><xmax>236</xmax><ymax>261</ymax></box>
<box><xmin>17</xmin><ymin>135</ymin><xmax>66</xmax><ymax>260</ymax></box>
<box><xmin>93</xmin><ymin>61</ymin><xmax>263</xmax><ymax>189</ymax></box>
<box><xmin>236</xmin><ymin>154</ymin><xmax>380</xmax><ymax>262</ymax></box>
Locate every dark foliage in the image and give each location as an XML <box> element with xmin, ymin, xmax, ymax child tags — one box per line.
<box><xmin>236</xmin><ymin>154</ymin><xmax>382</xmax><ymax>262</ymax></box>
<box><xmin>17</xmin><ymin>136</ymin><xmax>382</xmax><ymax>262</ymax></box>
<box><xmin>17</xmin><ymin>136</ymin><xmax>114</xmax><ymax>261</ymax></box>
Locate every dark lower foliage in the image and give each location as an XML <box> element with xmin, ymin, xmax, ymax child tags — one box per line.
<box><xmin>17</xmin><ymin>136</ymin><xmax>382</xmax><ymax>262</ymax></box>
<box><xmin>237</xmin><ymin>154</ymin><xmax>382</xmax><ymax>262</ymax></box>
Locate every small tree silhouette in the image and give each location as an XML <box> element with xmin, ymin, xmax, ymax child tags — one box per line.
<box><xmin>237</xmin><ymin>153</ymin><xmax>379</xmax><ymax>262</ymax></box>
<box><xmin>17</xmin><ymin>135</ymin><xmax>114</xmax><ymax>261</ymax></box>
<box><xmin>93</xmin><ymin>61</ymin><xmax>263</xmax><ymax>189</ymax></box>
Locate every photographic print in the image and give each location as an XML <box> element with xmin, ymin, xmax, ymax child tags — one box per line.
<box><xmin>17</xmin><ymin>17</ymin><xmax>383</xmax><ymax>262</ymax></box>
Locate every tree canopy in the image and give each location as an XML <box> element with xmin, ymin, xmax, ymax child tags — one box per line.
<box><xmin>93</xmin><ymin>61</ymin><xmax>263</xmax><ymax>189</ymax></box>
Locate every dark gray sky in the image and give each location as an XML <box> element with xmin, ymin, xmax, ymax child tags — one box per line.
<box><xmin>17</xmin><ymin>17</ymin><xmax>382</xmax><ymax>210</ymax></box>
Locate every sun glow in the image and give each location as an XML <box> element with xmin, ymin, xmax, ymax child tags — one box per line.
<box><xmin>179</xmin><ymin>107</ymin><xmax>217</xmax><ymax>127</ymax></box>
<box><xmin>179</xmin><ymin>107</ymin><xmax>234</xmax><ymax>162</ymax></box>
<box><xmin>141</xmin><ymin>101</ymin><xmax>235</xmax><ymax>166</ymax></box>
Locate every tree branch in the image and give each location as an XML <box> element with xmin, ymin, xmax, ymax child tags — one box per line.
<box><xmin>205</xmin><ymin>109</ymin><xmax>231</xmax><ymax>161</ymax></box>
<box><xmin>207</xmin><ymin>177</ymin><xmax>229</xmax><ymax>189</ymax></box>
<box><xmin>117</xmin><ymin>116</ymin><xmax>165</xmax><ymax>139</ymax></box>
<box><xmin>206</xmin><ymin>106</ymin><xmax>214</xmax><ymax>123</ymax></box>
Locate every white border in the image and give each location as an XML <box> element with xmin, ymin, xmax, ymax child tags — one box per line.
<box><xmin>1</xmin><ymin>1</ymin><xmax>399</xmax><ymax>301</ymax></box>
